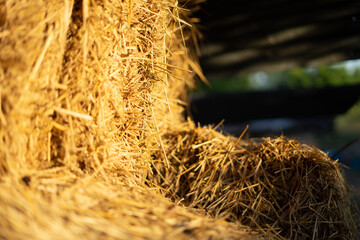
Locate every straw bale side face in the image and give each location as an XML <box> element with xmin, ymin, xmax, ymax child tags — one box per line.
<box><xmin>150</xmin><ymin>125</ymin><xmax>359</xmax><ymax>239</ymax></box>
<box><xmin>0</xmin><ymin>0</ymin><xmax>195</xmax><ymax>179</ymax></box>
<box><xmin>54</xmin><ymin>0</ymin><xmax>196</xmax><ymax>178</ymax></box>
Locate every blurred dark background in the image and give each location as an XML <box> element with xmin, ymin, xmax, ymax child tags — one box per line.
<box><xmin>194</xmin><ymin>0</ymin><xmax>360</xmax><ymax>76</ymax></box>
<box><xmin>187</xmin><ymin>0</ymin><xmax>360</xmax><ymax>207</ymax></box>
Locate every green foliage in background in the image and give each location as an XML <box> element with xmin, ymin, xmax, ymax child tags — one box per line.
<box><xmin>197</xmin><ymin>65</ymin><xmax>360</xmax><ymax>93</ymax></box>
<box><xmin>279</xmin><ymin>66</ymin><xmax>360</xmax><ymax>89</ymax></box>
<box><xmin>197</xmin><ymin>76</ymin><xmax>251</xmax><ymax>93</ymax></box>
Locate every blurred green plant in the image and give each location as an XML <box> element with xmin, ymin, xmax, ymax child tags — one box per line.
<box><xmin>336</xmin><ymin>101</ymin><xmax>360</xmax><ymax>132</ymax></box>
<box><xmin>196</xmin><ymin>76</ymin><xmax>251</xmax><ymax>93</ymax></box>
<box><xmin>196</xmin><ymin>64</ymin><xmax>360</xmax><ymax>93</ymax></box>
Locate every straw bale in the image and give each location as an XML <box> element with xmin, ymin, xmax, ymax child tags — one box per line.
<box><xmin>0</xmin><ymin>0</ymin><xmax>262</xmax><ymax>238</ymax></box>
<box><xmin>150</xmin><ymin>123</ymin><xmax>359</xmax><ymax>239</ymax></box>
<box><xmin>0</xmin><ymin>0</ymin><xmax>194</xmax><ymax>190</ymax></box>
<box><xmin>0</xmin><ymin>172</ymin><xmax>265</xmax><ymax>240</ymax></box>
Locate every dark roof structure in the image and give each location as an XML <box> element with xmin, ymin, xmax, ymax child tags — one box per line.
<box><xmin>196</xmin><ymin>0</ymin><xmax>360</xmax><ymax>78</ymax></box>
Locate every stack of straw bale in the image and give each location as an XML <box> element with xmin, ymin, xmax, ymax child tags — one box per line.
<box><xmin>150</xmin><ymin>123</ymin><xmax>359</xmax><ymax>239</ymax></box>
<box><xmin>0</xmin><ymin>0</ymin><xmax>358</xmax><ymax>239</ymax></box>
<box><xmin>0</xmin><ymin>0</ymin><xmax>262</xmax><ymax>239</ymax></box>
